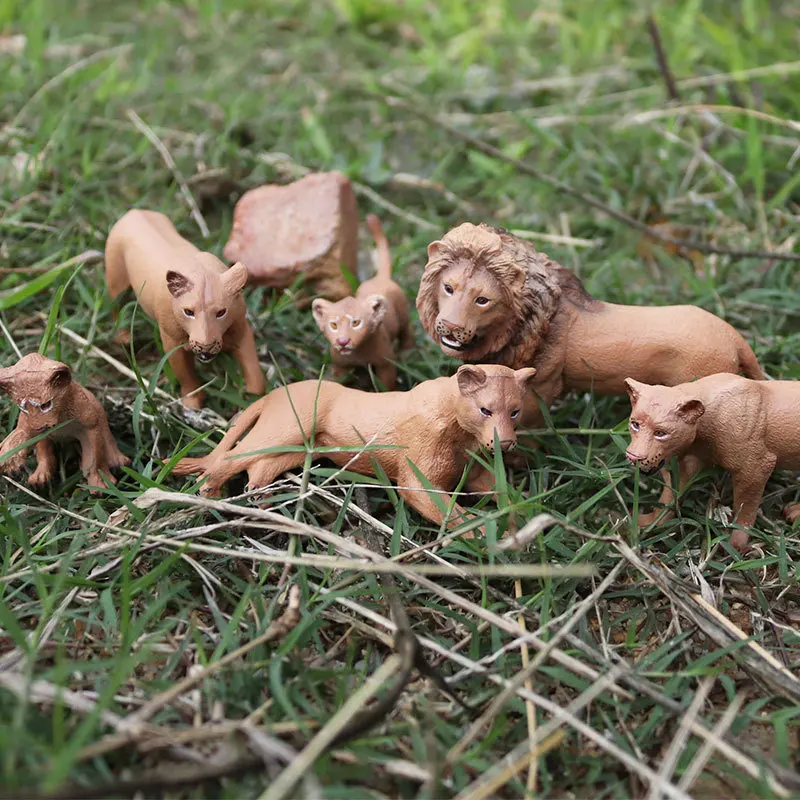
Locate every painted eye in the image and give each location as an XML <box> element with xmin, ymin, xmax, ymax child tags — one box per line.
<box><xmin>475</xmin><ymin>296</ymin><xmax>490</xmax><ymax>306</ymax></box>
<box><xmin>443</xmin><ymin>283</ymin><xmax>454</xmax><ymax>296</ymax></box>
<box><xmin>352</xmin><ymin>319</ymin><xmax>362</xmax><ymax>329</ymax></box>
<box><xmin>654</xmin><ymin>430</ymin><xmax>669</xmax><ymax>440</ymax></box>
<box><xmin>216</xmin><ymin>309</ymin><xmax>227</xmax><ymax>319</ymax></box>
<box><xmin>40</xmin><ymin>400</ymin><xmax>53</xmax><ymax>413</ymax></box>
<box><xmin>630</xmin><ymin>420</ymin><xmax>640</xmax><ymax>432</ymax></box>
<box><xmin>329</xmin><ymin>320</ymin><xmax>338</xmax><ymax>331</ymax></box>
<box><xmin>183</xmin><ymin>308</ymin><xmax>195</xmax><ymax>318</ymax></box>
<box><xmin>510</xmin><ymin>409</ymin><xmax>520</xmax><ymax>419</ymax></box>
<box><xmin>480</xmin><ymin>407</ymin><xmax>492</xmax><ymax>417</ymax></box>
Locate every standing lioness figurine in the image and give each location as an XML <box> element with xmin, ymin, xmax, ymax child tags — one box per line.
<box><xmin>625</xmin><ymin>373</ymin><xmax>800</xmax><ymax>551</ymax></box>
<box><xmin>0</xmin><ymin>354</ymin><xmax>129</xmax><ymax>489</ymax></box>
<box><xmin>105</xmin><ymin>210</ymin><xmax>266</xmax><ymax>409</ymax></box>
<box><xmin>417</xmin><ymin>223</ymin><xmax>764</xmax><ymax>427</ymax></box>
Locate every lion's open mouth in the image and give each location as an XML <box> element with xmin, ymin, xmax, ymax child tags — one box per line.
<box><xmin>440</xmin><ymin>334</ymin><xmax>472</xmax><ymax>351</ymax></box>
<box><xmin>196</xmin><ymin>352</ymin><xmax>216</xmax><ymax>363</ymax></box>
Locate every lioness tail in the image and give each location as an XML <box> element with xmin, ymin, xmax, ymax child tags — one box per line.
<box><xmin>366</xmin><ymin>214</ymin><xmax>392</xmax><ymax>281</ymax></box>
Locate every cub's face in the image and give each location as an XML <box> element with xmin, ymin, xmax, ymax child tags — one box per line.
<box><xmin>455</xmin><ymin>365</ymin><xmax>537</xmax><ymax>452</ymax></box>
<box><xmin>0</xmin><ymin>355</ymin><xmax>72</xmax><ymax>433</ymax></box>
<box><xmin>625</xmin><ymin>378</ymin><xmax>705</xmax><ymax>475</ymax></box>
<box><xmin>312</xmin><ymin>295</ymin><xmax>387</xmax><ymax>355</ymax></box>
<box><xmin>432</xmin><ymin>263</ymin><xmax>507</xmax><ymax>356</ymax></box>
<box><xmin>167</xmin><ymin>261</ymin><xmax>247</xmax><ymax>362</ymax></box>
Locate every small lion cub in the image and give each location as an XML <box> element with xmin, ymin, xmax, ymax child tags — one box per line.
<box><xmin>625</xmin><ymin>373</ymin><xmax>800</xmax><ymax>550</ymax></box>
<box><xmin>312</xmin><ymin>215</ymin><xmax>412</xmax><ymax>390</ymax></box>
<box><xmin>0</xmin><ymin>353</ymin><xmax>129</xmax><ymax>489</ymax></box>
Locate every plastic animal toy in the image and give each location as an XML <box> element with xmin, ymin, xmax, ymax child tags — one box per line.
<box><xmin>224</xmin><ymin>171</ymin><xmax>358</xmax><ymax>301</ymax></box>
<box><xmin>311</xmin><ymin>214</ymin><xmax>412</xmax><ymax>390</ymax></box>
<box><xmin>625</xmin><ymin>373</ymin><xmax>800</xmax><ymax>550</ymax></box>
<box><xmin>171</xmin><ymin>364</ymin><xmax>537</xmax><ymax>532</ymax></box>
<box><xmin>417</xmin><ymin>223</ymin><xmax>764</xmax><ymax>427</ymax></box>
<box><xmin>105</xmin><ymin>209</ymin><xmax>266</xmax><ymax>409</ymax></box>
<box><xmin>0</xmin><ymin>353</ymin><xmax>129</xmax><ymax>489</ymax></box>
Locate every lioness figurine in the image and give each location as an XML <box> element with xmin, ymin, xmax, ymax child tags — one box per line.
<box><xmin>105</xmin><ymin>209</ymin><xmax>267</xmax><ymax>409</ymax></box>
<box><xmin>224</xmin><ymin>171</ymin><xmax>358</xmax><ymax>301</ymax></box>
<box><xmin>170</xmin><ymin>364</ymin><xmax>537</xmax><ymax>532</ymax></box>
<box><xmin>311</xmin><ymin>214</ymin><xmax>412</xmax><ymax>390</ymax></box>
<box><xmin>625</xmin><ymin>373</ymin><xmax>800</xmax><ymax>550</ymax></box>
<box><xmin>417</xmin><ymin>223</ymin><xmax>764</xmax><ymax>427</ymax></box>
<box><xmin>0</xmin><ymin>354</ymin><xmax>129</xmax><ymax>489</ymax></box>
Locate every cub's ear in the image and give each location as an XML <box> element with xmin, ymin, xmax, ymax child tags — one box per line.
<box><xmin>166</xmin><ymin>271</ymin><xmax>193</xmax><ymax>298</ymax></box>
<box><xmin>426</xmin><ymin>240</ymin><xmax>445</xmax><ymax>262</ymax></box>
<box><xmin>49</xmin><ymin>364</ymin><xmax>72</xmax><ymax>390</ymax></box>
<box><xmin>456</xmin><ymin>365</ymin><xmax>487</xmax><ymax>396</ymax></box>
<box><xmin>365</xmin><ymin>294</ymin><xmax>388</xmax><ymax>326</ymax></box>
<box><xmin>624</xmin><ymin>378</ymin><xmax>646</xmax><ymax>405</ymax></box>
<box><xmin>222</xmin><ymin>262</ymin><xmax>248</xmax><ymax>295</ymax></box>
<box><xmin>311</xmin><ymin>299</ymin><xmax>331</xmax><ymax>329</ymax></box>
<box><xmin>677</xmin><ymin>398</ymin><xmax>705</xmax><ymax>424</ymax></box>
<box><xmin>515</xmin><ymin>367</ymin><xmax>538</xmax><ymax>392</ymax></box>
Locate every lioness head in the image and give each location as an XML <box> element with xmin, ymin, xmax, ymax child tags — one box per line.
<box><xmin>0</xmin><ymin>354</ymin><xmax>72</xmax><ymax>433</ymax></box>
<box><xmin>455</xmin><ymin>364</ymin><xmax>537</xmax><ymax>452</ymax></box>
<box><xmin>166</xmin><ymin>261</ymin><xmax>247</xmax><ymax>362</ymax></box>
<box><xmin>311</xmin><ymin>294</ymin><xmax>387</xmax><ymax>356</ymax></box>
<box><xmin>624</xmin><ymin>378</ymin><xmax>705</xmax><ymax>475</ymax></box>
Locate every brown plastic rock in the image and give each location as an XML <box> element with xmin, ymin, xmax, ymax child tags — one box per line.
<box><xmin>312</xmin><ymin>214</ymin><xmax>412</xmax><ymax>390</ymax></box>
<box><xmin>171</xmin><ymin>364</ymin><xmax>537</xmax><ymax>533</ymax></box>
<box><xmin>105</xmin><ymin>209</ymin><xmax>267</xmax><ymax>409</ymax></box>
<box><xmin>625</xmin><ymin>373</ymin><xmax>800</xmax><ymax>551</ymax></box>
<box><xmin>417</xmin><ymin>223</ymin><xmax>765</xmax><ymax>431</ymax></box>
<box><xmin>224</xmin><ymin>171</ymin><xmax>357</xmax><ymax>300</ymax></box>
<box><xmin>0</xmin><ymin>353</ymin><xmax>129</xmax><ymax>489</ymax></box>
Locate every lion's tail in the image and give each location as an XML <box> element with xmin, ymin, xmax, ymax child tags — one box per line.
<box><xmin>366</xmin><ymin>214</ymin><xmax>393</xmax><ymax>281</ymax></box>
<box><xmin>736</xmin><ymin>334</ymin><xmax>766</xmax><ymax>380</ymax></box>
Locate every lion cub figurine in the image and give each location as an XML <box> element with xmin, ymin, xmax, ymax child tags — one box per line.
<box><xmin>171</xmin><ymin>364</ymin><xmax>537</xmax><ymax>532</ymax></box>
<box><xmin>311</xmin><ymin>215</ymin><xmax>412</xmax><ymax>390</ymax></box>
<box><xmin>105</xmin><ymin>209</ymin><xmax>266</xmax><ymax>409</ymax></box>
<box><xmin>418</xmin><ymin>223</ymin><xmax>764</xmax><ymax>427</ymax></box>
<box><xmin>0</xmin><ymin>354</ymin><xmax>129</xmax><ymax>489</ymax></box>
<box><xmin>625</xmin><ymin>373</ymin><xmax>800</xmax><ymax>551</ymax></box>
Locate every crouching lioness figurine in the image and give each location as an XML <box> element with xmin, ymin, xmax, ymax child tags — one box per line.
<box><xmin>0</xmin><ymin>354</ymin><xmax>129</xmax><ymax>489</ymax></box>
<box><xmin>170</xmin><ymin>364</ymin><xmax>537</xmax><ymax>533</ymax></box>
<box><xmin>105</xmin><ymin>209</ymin><xmax>267</xmax><ymax>409</ymax></box>
<box><xmin>417</xmin><ymin>223</ymin><xmax>764</xmax><ymax>429</ymax></box>
<box><xmin>625</xmin><ymin>374</ymin><xmax>800</xmax><ymax>551</ymax></box>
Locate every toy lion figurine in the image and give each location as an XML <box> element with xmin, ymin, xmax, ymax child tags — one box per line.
<box><xmin>171</xmin><ymin>364</ymin><xmax>537</xmax><ymax>533</ymax></box>
<box><xmin>0</xmin><ymin>354</ymin><xmax>129</xmax><ymax>489</ymax></box>
<box><xmin>312</xmin><ymin>214</ymin><xmax>413</xmax><ymax>390</ymax></box>
<box><xmin>417</xmin><ymin>223</ymin><xmax>764</xmax><ymax>426</ymax></box>
<box><xmin>625</xmin><ymin>374</ymin><xmax>800</xmax><ymax>551</ymax></box>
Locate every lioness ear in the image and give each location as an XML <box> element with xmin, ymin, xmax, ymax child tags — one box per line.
<box><xmin>0</xmin><ymin>365</ymin><xmax>16</xmax><ymax>396</ymax></box>
<box><xmin>166</xmin><ymin>271</ymin><xmax>193</xmax><ymax>298</ymax></box>
<box><xmin>515</xmin><ymin>367</ymin><xmax>538</xmax><ymax>392</ymax></box>
<box><xmin>311</xmin><ymin>299</ymin><xmax>331</xmax><ymax>328</ymax></box>
<box><xmin>456</xmin><ymin>365</ymin><xmax>487</xmax><ymax>396</ymax></box>
<box><xmin>426</xmin><ymin>240</ymin><xmax>445</xmax><ymax>262</ymax></box>
<box><xmin>624</xmin><ymin>378</ymin><xmax>645</xmax><ymax>405</ymax></box>
<box><xmin>366</xmin><ymin>294</ymin><xmax>387</xmax><ymax>326</ymax></box>
<box><xmin>49</xmin><ymin>364</ymin><xmax>72</xmax><ymax>390</ymax></box>
<box><xmin>222</xmin><ymin>262</ymin><xmax>248</xmax><ymax>296</ymax></box>
<box><xmin>677</xmin><ymin>398</ymin><xmax>705</xmax><ymax>424</ymax></box>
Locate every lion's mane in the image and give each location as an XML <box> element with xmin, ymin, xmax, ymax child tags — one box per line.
<box><xmin>417</xmin><ymin>223</ymin><xmax>596</xmax><ymax>367</ymax></box>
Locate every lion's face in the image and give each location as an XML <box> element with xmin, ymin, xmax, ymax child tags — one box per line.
<box><xmin>312</xmin><ymin>295</ymin><xmax>387</xmax><ymax>355</ymax></box>
<box><xmin>624</xmin><ymin>378</ymin><xmax>705</xmax><ymax>475</ymax></box>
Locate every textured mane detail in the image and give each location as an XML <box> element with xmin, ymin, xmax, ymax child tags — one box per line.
<box><xmin>417</xmin><ymin>222</ymin><xmax>596</xmax><ymax>367</ymax></box>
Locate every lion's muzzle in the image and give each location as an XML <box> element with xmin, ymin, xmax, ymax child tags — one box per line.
<box><xmin>626</xmin><ymin>450</ymin><xmax>664</xmax><ymax>475</ymax></box>
<box><xmin>190</xmin><ymin>340</ymin><xmax>222</xmax><ymax>362</ymax></box>
<box><xmin>435</xmin><ymin>318</ymin><xmax>476</xmax><ymax>351</ymax></box>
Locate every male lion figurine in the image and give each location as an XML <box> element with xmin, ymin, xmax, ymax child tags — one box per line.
<box><xmin>417</xmin><ymin>223</ymin><xmax>764</xmax><ymax>429</ymax></box>
<box><xmin>0</xmin><ymin>354</ymin><xmax>129</xmax><ymax>489</ymax></box>
<box><xmin>105</xmin><ymin>209</ymin><xmax>267</xmax><ymax>409</ymax></box>
<box><xmin>625</xmin><ymin>374</ymin><xmax>800</xmax><ymax>551</ymax></box>
<box><xmin>312</xmin><ymin>214</ymin><xmax>413</xmax><ymax>390</ymax></box>
<box><xmin>171</xmin><ymin>364</ymin><xmax>537</xmax><ymax>533</ymax></box>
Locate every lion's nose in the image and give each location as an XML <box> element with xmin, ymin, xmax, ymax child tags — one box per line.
<box><xmin>490</xmin><ymin>439</ymin><xmax>516</xmax><ymax>453</ymax></box>
<box><xmin>626</xmin><ymin>451</ymin><xmax>642</xmax><ymax>464</ymax></box>
<box><xmin>336</xmin><ymin>337</ymin><xmax>351</xmax><ymax>346</ymax></box>
<box><xmin>440</xmin><ymin>319</ymin><xmax>459</xmax><ymax>332</ymax></box>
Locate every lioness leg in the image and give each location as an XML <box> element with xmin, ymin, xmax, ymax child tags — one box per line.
<box><xmin>729</xmin><ymin>458</ymin><xmax>775</xmax><ymax>550</ymax></box>
<box><xmin>375</xmin><ymin>361</ymin><xmax>397</xmax><ymax>391</ymax></box>
<box><xmin>637</xmin><ymin>454</ymin><xmax>705</xmax><ymax>527</ymax></box>
<box><xmin>245</xmin><ymin>452</ymin><xmax>306</xmax><ymax>493</ymax></box>
<box><xmin>230</xmin><ymin>323</ymin><xmax>267</xmax><ymax>397</ymax></box>
<box><xmin>29</xmin><ymin>439</ymin><xmax>57</xmax><ymax>486</ymax></box>
<box><xmin>783</xmin><ymin>504</ymin><xmax>800</xmax><ymax>526</ymax></box>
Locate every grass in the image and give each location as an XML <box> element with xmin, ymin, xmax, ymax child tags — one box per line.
<box><xmin>0</xmin><ymin>0</ymin><xmax>799</xmax><ymax>797</ymax></box>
